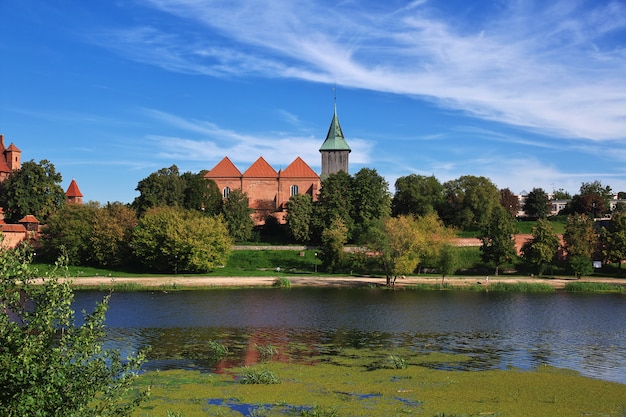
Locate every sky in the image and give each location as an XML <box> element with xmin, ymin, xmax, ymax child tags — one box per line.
<box><xmin>1</xmin><ymin>0</ymin><xmax>626</xmax><ymax>204</ymax></box>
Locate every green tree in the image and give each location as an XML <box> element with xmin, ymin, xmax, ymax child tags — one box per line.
<box><xmin>569</xmin><ymin>255</ymin><xmax>594</xmax><ymax>279</ymax></box>
<box><xmin>437</xmin><ymin>243</ymin><xmax>459</xmax><ymax>285</ymax></box>
<box><xmin>480</xmin><ymin>205</ymin><xmax>517</xmax><ymax>275</ymax></box>
<box><xmin>566</xmin><ymin>181</ymin><xmax>613</xmax><ymax>217</ymax></box>
<box><xmin>552</xmin><ymin>188</ymin><xmax>572</xmax><ymax>200</ymax></box>
<box><xmin>181</xmin><ymin>171</ymin><xmax>223</xmax><ymax>215</ymax></box>
<box><xmin>0</xmin><ymin>245</ymin><xmax>147</xmax><ymax>416</ymax></box>
<box><xmin>523</xmin><ymin>188</ymin><xmax>550</xmax><ymax>218</ymax></box>
<box><xmin>131</xmin><ymin>206</ymin><xmax>232</xmax><ymax>273</ymax></box>
<box><xmin>90</xmin><ymin>203</ymin><xmax>137</xmax><ymax>267</ymax></box>
<box><xmin>601</xmin><ymin>211</ymin><xmax>626</xmax><ymax>269</ymax></box>
<box><xmin>318</xmin><ymin>217</ymin><xmax>348</xmax><ymax>273</ymax></box>
<box><xmin>0</xmin><ymin>159</ymin><xmax>66</xmax><ymax>223</ymax></box>
<box><xmin>286</xmin><ymin>193</ymin><xmax>314</xmax><ymax>243</ymax></box>
<box><xmin>392</xmin><ymin>174</ymin><xmax>443</xmax><ymax>217</ymax></box>
<box><xmin>520</xmin><ymin>218</ymin><xmax>560</xmax><ymax>275</ymax></box>
<box><xmin>563</xmin><ymin>214</ymin><xmax>598</xmax><ymax>259</ymax></box>
<box><xmin>222</xmin><ymin>189</ymin><xmax>254</xmax><ymax>242</ymax></box>
<box><xmin>440</xmin><ymin>175</ymin><xmax>501</xmax><ymax>230</ymax></box>
<box><xmin>39</xmin><ymin>203</ymin><xmax>99</xmax><ymax>265</ymax></box>
<box><xmin>351</xmin><ymin>168</ymin><xmax>391</xmax><ymax>244</ymax></box>
<box><xmin>132</xmin><ymin>165</ymin><xmax>186</xmax><ymax>215</ymax></box>
<box><xmin>500</xmin><ymin>187</ymin><xmax>520</xmax><ymax>217</ymax></box>
<box><xmin>312</xmin><ymin>171</ymin><xmax>354</xmax><ymax>240</ymax></box>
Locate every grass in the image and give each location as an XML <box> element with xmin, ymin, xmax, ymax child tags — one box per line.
<box><xmin>473</xmin><ymin>282</ymin><xmax>556</xmax><ymax>293</ymax></box>
<box><xmin>131</xmin><ymin>349</ymin><xmax>626</xmax><ymax>417</ymax></box>
<box><xmin>564</xmin><ymin>281</ymin><xmax>626</xmax><ymax>293</ymax></box>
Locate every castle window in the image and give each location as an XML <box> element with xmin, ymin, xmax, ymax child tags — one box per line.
<box><xmin>290</xmin><ymin>185</ymin><xmax>299</xmax><ymax>196</ymax></box>
<box><xmin>223</xmin><ymin>187</ymin><xmax>231</xmax><ymax>198</ymax></box>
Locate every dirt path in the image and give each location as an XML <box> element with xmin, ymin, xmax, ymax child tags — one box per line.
<box><xmin>56</xmin><ymin>275</ymin><xmax>626</xmax><ymax>289</ymax></box>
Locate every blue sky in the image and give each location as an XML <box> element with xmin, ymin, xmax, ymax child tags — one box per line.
<box><xmin>1</xmin><ymin>0</ymin><xmax>626</xmax><ymax>204</ymax></box>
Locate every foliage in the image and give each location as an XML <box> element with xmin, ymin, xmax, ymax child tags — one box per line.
<box><xmin>222</xmin><ymin>189</ymin><xmax>254</xmax><ymax>242</ymax></box>
<box><xmin>520</xmin><ymin>218</ymin><xmax>560</xmax><ymax>275</ymax></box>
<box><xmin>132</xmin><ymin>165</ymin><xmax>187</xmax><ymax>215</ymax></box>
<box><xmin>286</xmin><ymin>193</ymin><xmax>314</xmax><ymax>243</ymax></box>
<box><xmin>480</xmin><ymin>205</ymin><xmax>517</xmax><ymax>275</ymax></box>
<box><xmin>273</xmin><ymin>276</ymin><xmax>292</xmax><ymax>288</ymax></box>
<box><xmin>312</xmin><ymin>171</ymin><xmax>354</xmax><ymax>240</ymax></box>
<box><xmin>181</xmin><ymin>171</ymin><xmax>223</xmax><ymax>215</ymax></box>
<box><xmin>368</xmin><ymin>355</ymin><xmax>408</xmax><ymax>370</ymax></box>
<box><xmin>437</xmin><ymin>243</ymin><xmax>459</xmax><ymax>284</ymax></box>
<box><xmin>131</xmin><ymin>206</ymin><xmax>232</xmax><ymax>273</ymax></box>
<box><xmin>392</xmin><ymin>174</ymin><xmax>444</xmax><ymax>217</ymax></box>
<box><xmin>319</xmin><ymin>217</ymin><xmax>348</xmax><ymax>273</ymax></box>
<box><xmin>565</xmin><ymin>180</ymin><xmax>613</xmax><ymax>217</ymax></box>
<box><xmin>238</xmin><ymin>366</ymin><xmax>281</xmax><ymax>384</ymax></box>
<box><xmin>350</xmin><ymin>168</ymin><xmax>391</xmax><ymax>244</ymax></box>
<box><xmin>0</xmin><ymin>159</ymin><xmax>66</xmax><ymax>223</ymax></box>
<box><xmin>40</xmin><ymin>202</ymin><xmax>99</xmax><ymax>265</ymax></box>
<box><xmin>206</xmin><ymin>340</ymin><xmax>230</xmax><ymax>359</ymax></box>
<box><xmin>500</xmin><ymin>187</ymin><xmax>520</xmax><ymax>217</ymax></box>
<box><xmin>370</xmin><ymin>213</ymin><xmax>455</xmax><ymax>286</ymax></box>
<box><xmin>256</xmin><ymin>344</ymin><xmax>279</xmax><ymax>361</ymax></box>
<box><xmin>440</xmin><ymin>175</ymin><xmax>501</xmax><ymax>230</ymax></box>
<box><xmin>601</xmin><ymin>211</ymin><xmax>626</xmax><ymax>268</ymax></box>
<box><xmin>475</xmin><ymin>282</ymin><xmax>555</xmax><ymax>293</ymax></box>
<box><xmin>569</xmin><ymin>255</ymin><xmax>593</xmax><ymax>278</ymax></box>
<box><xmin>523</xmin><ymin>187</ymin><xmax>550</xmax><ymax>218</ymax></box>
<box><xmin>552</xmin><ymin>188</ymin><xmax>571</xmax><ymax>200</ymax></box>
<box><xmin>563</xmin><ymin>214</ymin><xmax>598</xmax><ymax>259</ymax></box>
<box><xmin>89</xmin><ymin>202</ymin><xmax>138</xmax><ymax>267</ymax></box>
<box><xmin>564</xmin><ymin>281</ymin><xmax>625</xmax><ymax>293</ymax></box>
<box><xmin>0</xmin><ymin>245</ymin><xmax>147</xmax><ymax>416</ymax></box>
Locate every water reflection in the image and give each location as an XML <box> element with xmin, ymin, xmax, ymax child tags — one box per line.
<box><xmin>72</xmin><ymin>288</ymin><xmax>626</xmax><ymax>384</ymax></box>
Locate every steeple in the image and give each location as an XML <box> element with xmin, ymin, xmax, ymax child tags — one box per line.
<box><xmin>319</xmin><ymin>103</ymin><xmax>351</xmax><ymax>178</ymax></box>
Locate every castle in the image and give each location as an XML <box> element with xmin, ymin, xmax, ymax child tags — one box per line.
<box><xmin>204</xmin><ymin>106</ymin><xmax>351</xmax><ymax>223</ymax></box>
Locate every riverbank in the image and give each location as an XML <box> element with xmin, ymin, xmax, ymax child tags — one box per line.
<box><xmin>56</xmin><ymin>274</ymin><xmax>626</xmax><ymax>290</ymax></box>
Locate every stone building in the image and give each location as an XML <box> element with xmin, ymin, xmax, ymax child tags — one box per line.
<box><xmin>204</xmin><ymin>108</ymin><xmax>351</xmax><ymax>222</ymax></box>
<box><xmin>0</xmin><ymin>134</ymin><xmax>21</xmax><ymax>181</ymax></box>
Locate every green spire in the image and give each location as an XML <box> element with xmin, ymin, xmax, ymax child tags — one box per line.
<box><xmin>319</xmin><ymin>104</ymin><xmax>351</xmax><ymax>152</ymax></box>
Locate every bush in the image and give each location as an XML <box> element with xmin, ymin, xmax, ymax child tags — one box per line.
<box><xmin>239</xmin><ymin>367</ymin><xmax>281</xmax><ymax>384</ymax></box>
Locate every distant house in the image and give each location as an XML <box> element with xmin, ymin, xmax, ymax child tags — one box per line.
<box><xmin>0</xmin><ymin>215</ymin><xmax>41</xmax><ymax>249</ymax></box>
<box><xmin>204</xmin><ymin>107</ymin><xmax>351</xmax><ymax>223</ymax></box>
<box><xmin>0</xmin><ymin>134</ymin><xmax>21</xmax><ymax>181</ymax></box>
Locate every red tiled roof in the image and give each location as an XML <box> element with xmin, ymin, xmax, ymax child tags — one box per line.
<box><xmin>243</xmin><ymin>157</ymin><xmax>278</xmax><ymax>178</ymax></box>
<box><xmin>66</xmin><ymin>179</ymin><xmax>83</xmax><ymax>197</ymax></box>
<box><xmin>0</xmin><ymin>224</ymin><xmax>26</xmax><ymax>232</ymax></box>
<box><xmin>205</xmin><ymin>157</ymin><xmax>242</xmax><ymax>178</ymax></box>
<box><xmin>0</xmin><ymin>158</ymin><xmax>10</xmax><ymax>173</ymax></box>
<box><xmin>281</xmin><ymin>157</ymin><xmax>319</xmax><ymax>178</ymax></box>
<box><xmin>6</xmin><ymin>143</ymin><xmax>21</xmax><ymax>152</ymax></box>
<box><xmin>19</xmin><ymin>215</ymin><xmax>40</xmax><ymax>223</ymax></box>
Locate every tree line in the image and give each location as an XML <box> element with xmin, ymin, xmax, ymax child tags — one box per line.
<box><xmin>1</xmin><ymin>160</ymin><xmax>625</xmax><ymax>278</ymax></box>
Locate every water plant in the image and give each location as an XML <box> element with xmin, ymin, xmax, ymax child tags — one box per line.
<box><xmin>207</xmin><ymin>340</ymin><xmax>230</xmax><ymax>359</ymax></box>
<box><xmin>564</xmin><ymin>281</ymin><xmax>625</xmax><ymax>293</ymax></box>
<box><xmin>368</xmin><ymin>355</ymin><xmax>408</xmax><ymax>370</ymax></box>
<box><xmin>273</xmin><ymin>276</ymin><xmax>292</xmax><ymax>288</ymax></box>
<box><xmin>239</xmin><ymin>366</ymin><xmax>281</xmax><ymax>384</ymax></box>
<box><xmin>256</xmin><ymin>344</ymin><xmax>279</xmax><ymax>361</ymax></box>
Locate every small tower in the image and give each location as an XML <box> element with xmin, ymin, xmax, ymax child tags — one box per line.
<box><xmin>66</xmin><ymin>179</ymin><xmax>83</xmax><ymax>204</ymax></box>
<box><xmin>319</xmin><ymin>104</ymin><xmax>351</xmax><ymax>178</ymax></box>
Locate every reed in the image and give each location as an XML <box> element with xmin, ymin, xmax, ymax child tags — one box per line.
<box><xmin>564</xmin><ymin>282</ymin><xmax>626</xmax><ymax>293</ymax></box>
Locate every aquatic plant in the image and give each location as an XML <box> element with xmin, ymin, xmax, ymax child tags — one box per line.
<box><xmin>564</xmin><ymin>281</ymin><xmax>625</xmax><ymax>293</ymax></box>
<box><xmin>273</xmin><ymin>276</ymin><xmax>292</xmax><ymax>288</ymax></box>
<box><xmin>256</xmin><ymin>344</ymin><xmax>279</xmax><ymax>361</ymax></box>
<box><xmin>368</xmin><ymin>355</ymin><xmax>408</xmax><ymax>370</ymax></box>
<box><xmin>239</xmin><ymin>366</ymin><xmax>281</xmax><ymax>384</ymax></box>
<box><xmin>206</xmin><ymin>340</ymin><xmax>229</xmax><ymax>359</ymax></box>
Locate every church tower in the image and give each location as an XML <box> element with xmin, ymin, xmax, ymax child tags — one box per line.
<box><xmin>319</xmin><ymin>104</ymin><xmax>351</xmax><ymax>178</ymax></box>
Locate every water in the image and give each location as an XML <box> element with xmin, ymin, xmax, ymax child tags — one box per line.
<box><xmin>72</xmin><ymin>288</ymin><xmax>626</xmax><ymax>384</ymax></box>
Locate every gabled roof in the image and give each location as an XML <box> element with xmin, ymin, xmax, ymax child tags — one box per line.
<box><xmin>19</xmin><ymin>215</ymin><xmax>40</xmax><ymax>224</ymax></box>
<box><xmin>281</xmin><ymin>157</ymin><xmax>319</xmax><ymax>178</ymax></box>
<box><xmin>205</xmin><ymin>157</ymin><xmax>242</xmax><ymax>178</ymax></box>
<box><xmin>319</xmin><ymin>105</ymin><xmax>351</xmax><ymax>152</ymax></box>
<box><xmin>66</xmin><ymin>179</ymin><xmax>83</xmax><ymax>197</ymax></box>
<box><xmin>243</xmin><ymin>157</ymin><xmax>278</xmax><ymax>178</ymax></box>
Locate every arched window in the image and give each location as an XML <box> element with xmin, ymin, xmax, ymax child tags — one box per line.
<box><xmin>290</xmin><ymin>184</ymin><xmax>299</xmax><ymax>196</ymax></box>
<box><xmin>223</xmin><ymin>187</ymin><xmax>231</xmax><ymax>198</ymax></box>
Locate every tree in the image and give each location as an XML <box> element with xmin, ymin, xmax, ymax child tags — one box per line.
<box><xmin>480</xmin><ymin>205</ymin><xmax>517</xmax><ymax>275</ymax></box>
<box><xmin>566</xmin><ymin>181</ymin><xmax>613</xmax><ymax>217</ymax></box>
<box><xmin>181</xmin><ymin>171</ymin><xmax>223</xmax><ymax>215</ymax></box>
<box><xmin>90</xmin><ymin>203</ymin><xmax>137</xmax><ymax>267</ymax></box>
<box><xmin>437</xmin><ymin>243</ymin><xmax>459</xmax><ymax>285</ymax></box>
<box><xmin>552</xmin><ymin>188</ymin><xmax>571</xmax><ymax>200</ymax></box>
<box><xmin>523</xmin><ymin>188</ymin><xmax>550</xmax><ymax>218</ymax></box>
<box><xmin>440</xmin><ymin>175</ymin><xmax>501</xmax><ymax>230</ymax></box>
<box><xmin>351</xmin><ymin>168</ymin><xmax>391</xmax><ymax>244</ymax></box>
<box><xmin>601</xmin><ymin>211</ymin><xmax>626</xmax><ymax>269</ymax></box>
<box><xmin>131</xmin><ymin>206</ymin><xmax>232</xmax><ymax>273</ymax></box>
<box><xmin>312</xmin><ymin>171</ymin><xmax>354</xmax><ymax>240</ymax></box>
<box><xmin>132</xmin><ymin>165</ymin><xmax>186</xmax><ymax>215</ymax></box>
<box><xmin>564</xmin><ymin>214</ymin><xmax>598</xmax><ymax>277</ymax></box>
<box><xmin>222</xmin><ymin>189</ymin><xmax>254</xmax><ymax>242</ymax></box>
<box><xmin>318</xmin><ymin>217</ymin><xmax>348</xmax><ymax>273</ymax></box>
<box><xmin>392</xmin><ymin>174</ymin><xmax>444</xmax><ymax>217</ymax></box>
<box><xmin>520</xmin><ymin>218</ymin><xmax>560</xmax><ymax>275</ymax></box>
<box><xmin>0</xmin><ymin>245</ymin><xmax>147</xmax><ymax>416</ymax></box>
<box><xmin>39</xmin><ymin>203</ymin><xmax>99</xmax><ymax>265</ymax></box>
<box><xmin>500</xmin><ymin>188</ymin><xmax>520</xmax><ymax>217</ymax></box>
<box><xmin>0</xmin><ymin>159</ymin><xmax>66</xmax><ymax>223</ymax></box>
<box><xmin>286</xmin><ymin>193</ymin><xmax>314</xmax><ymax>243</ymax></box>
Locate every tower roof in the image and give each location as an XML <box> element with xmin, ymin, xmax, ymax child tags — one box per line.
<box><xmin>319</xmin><ymin>105</ymin><xmax>351</xmax><ymax>152</ymax></box>
<box><xmin>66</xmin><ymin>179</ymin><xmax>83</xmax><ymax>197</ymax></box>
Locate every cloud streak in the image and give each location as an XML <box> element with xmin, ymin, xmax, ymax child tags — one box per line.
<box><xmin>86</xmin><ymin>0</ymin><xmax>626</xmax><ymax>141</ymax></box>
